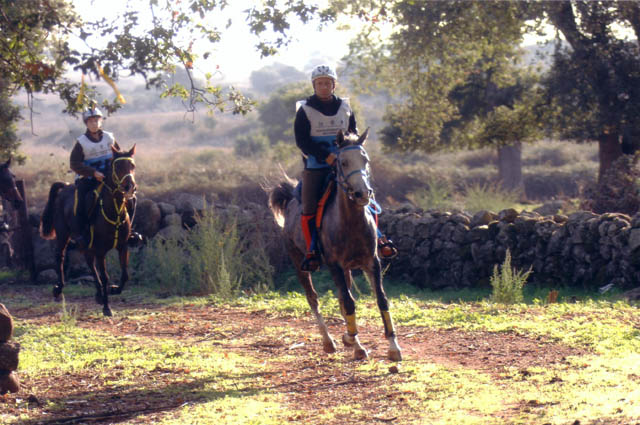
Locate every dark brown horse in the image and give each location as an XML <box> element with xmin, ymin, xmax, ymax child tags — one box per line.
<box><xmin>0</xmin><ymin>158</ymin><xmax>23</xmax><ymax>210</ymax></box>
<box><xmin>269</xmin><ymin>130</ymin><xmax>402</xmax><ymax>361</ymax></box>
<box><xmin>39</xmin><ymin>145</ymin><xmax>137</xmax><ymax>316</ymax></box>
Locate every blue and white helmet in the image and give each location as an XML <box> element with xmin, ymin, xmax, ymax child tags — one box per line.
<box><xmin>82</xmin><ymin>107</ymin><xmax>104</xmax><ymax>123</ymax></box>
<box><xmin>311</xmin><ymin>64</ymin><xmax>337</xmax><ymax>83</ymax></box>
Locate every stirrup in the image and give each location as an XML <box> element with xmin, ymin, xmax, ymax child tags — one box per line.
<box><xmin>301</xmin><ymin>252</ymin><xmax>321</xmax><ymax>272</ymax></box>
<box><xmin>378</xmin><ymin>238</ymin><xmax>398</xmax><ymax>259</ymax></box>
<box><xmin>127</xmin><ymin>231</ymin><xmax>144</xmax><ymax>247</ymax></box>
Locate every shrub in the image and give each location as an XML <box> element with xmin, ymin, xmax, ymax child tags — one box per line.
<box><xmin>132</xmin><ymin>207</ymin><xmax>273</xmax><ymax>297</ymax></box>
<box><xmin>463</xmin><ymin>182</ymin><xmax>518</xmax><ymax>213</ymax></box>
<box><xmin>408</xmin><ymin>176</ymin><xmax>455</xmax><ymax>210</ymax></box>
<box><xmin>233</xmin><ymin>132</ymin><xmax>268</xmax><ymax>158</ymax></box>
<box><xmin>490</xmin><ymin>249</ymin><xmax>532</xmax><ymax>304</ymax></box>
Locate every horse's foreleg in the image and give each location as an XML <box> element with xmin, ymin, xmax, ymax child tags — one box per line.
<box><xmin>328</xmin><ymin>264</ymin><xmax>367</xmax><ymax>360</ymax></box>
<box><xmin>365</xmin><ymin>258</ymin><xmax>402</xmax><ymax>362</ymax></box>
<box><xmin>111</xmin><ymin>246</ymin><xmax>129</xmax><ymax>295</ymax></box>
<box><xmin>84</xmin><ymin>252</ymin><xmax>102</xmax><ymax>305</ymax></box>
<box><xmin>96</xmin><ymin>255</ymin><xmax>112</xmax><ymax>317</ymax></box>
<box><xmin>289</xmin><ymin>245</ymin><xmax>336</xmax><ymax>353</ymax></box>
<box><xmin>53</xmin><ymin>239</ymin><xmax>69</xmax><ymax>301</ymax></box>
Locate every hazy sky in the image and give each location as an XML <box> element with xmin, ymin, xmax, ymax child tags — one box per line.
<box><xmin>72</xmin><ymin>0</ymin><xmax>360</xmax><ymax>85</ymax></box>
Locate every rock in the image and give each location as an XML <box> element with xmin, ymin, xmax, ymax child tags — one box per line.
<box><xmin>135</xmin><ymin>199</ymin><xmax>162</xmax><ymax>238</ymax></box>
<box><xmin>0</xmin><ymin>304</ymin><xmax>13</xmax><ymax>342</ymax></box>
<box><xmin>32</xmin><ymin>229</ymin><xmax>57</xmax><ymax>273</ymax></box>
<box><xmin>170</xmin><ymin>193</ymin><xmax>208</xmax><ymax>213</ymax></box>
<box><xmin>161</xmin><ymin>213</ymin><xmax>182</xmax><ymax>228</ymax></box>
<box><xmin>157</xmin><ymin>201</ymin><xmax>176</xmax><ymax>217</ymax></box>
<box><xmin>0</xmin><ymin>340</ymin><xmax>20</xmax><ymax>370</ymax></box>
<box><xmin>36</xmin><ymin>269</ymin><xmax>59</xmax><ymax>285</ymax></box>
<box><xmin>0</xmin><ymin>371</ymin><xmax>20</xmax><ymax>394</ymax></box>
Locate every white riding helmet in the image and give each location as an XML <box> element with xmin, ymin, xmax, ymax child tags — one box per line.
<box><xmin>82</xmin><ymin>107</ymin><xmax>104</xmax><ymax>123</ymax></box>
<box><xmin>311</xmin><ymin>64</ymin><xmax>338</xmax><ymax>83</ymax></box>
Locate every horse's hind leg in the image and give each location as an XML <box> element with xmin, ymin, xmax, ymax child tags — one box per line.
<box><xmin>84</xmin><ymin>252</ymin><xmax>102</xmax><ymax>305</ymax></box>
<box><xmin>364</xmin><ymin>259</ymin><xmax>402</xmax><ymax>362</ymax></box>
<box><xmin>289</xmin><ymin>244</ymin><xmax>337</xmax><ymax>353</ymax></box>
<box><xmin>110</xmin><ymin>246</ymin><xmax>129</xmax><ymax>295</ymax></box>
<box><xmin>328</xmin><ymin>264</ymin><xmax>368</xmax><ymax>360</ymax></box>
<box><xmin>53</xmin><ymin>238</ymin><xmax>69</xmax><ymax>301</ymax></box>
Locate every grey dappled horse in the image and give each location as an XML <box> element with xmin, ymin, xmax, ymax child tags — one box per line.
<box><xmin>269</xmin><ymin>130</ymin><xmax>402</xmax><ymax>361</ymax></box>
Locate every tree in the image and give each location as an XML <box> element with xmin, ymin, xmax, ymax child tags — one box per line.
<box><xmin>542</xmin><ymin>1</ymin><xmax>640</xmax><ymax>181</ymax></box>
<box><xmin>248</xmin><ymin>0</ymin><xmax>640</xmax><ymax>181</ymax></box>
<box><xmin>0</xmin><ymin>0</ymin><xmax>255</xmax><ymax>159</ymax></box>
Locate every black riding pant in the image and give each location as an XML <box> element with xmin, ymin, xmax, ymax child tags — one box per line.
<box><xmin>73</xmin><ymin>177</ymin><xmax>99</xmax><ymax>235</ymax></box>
<box><xmin>302</xmin><ymin>168</ymin><xmax>332</xmax><ymax>215</ymax></box>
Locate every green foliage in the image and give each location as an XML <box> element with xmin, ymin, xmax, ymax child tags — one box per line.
<box><xmin>463</xmin><ymin>182</ymin><xmax>519</xmax><ymax>213</ymax></box>
<box><xmin>490</xmin><ymin>249</ymin><xmax>532</xmax><ymax>304</ymax></box>
<box><xmin>407</xmin><ymin>176</ymin><xmax>455</xmax><ymax>211</ymax></box>
<box><xmin>257</xmin><ymin>82</ymin><xmax>308</xmax><ymax>146</ymax></box>
<box><xmin>135</xmin><ymin>207</ymin><xmax>273</xmax><ymax>297</ymax></box>
<box><xmin>233</xmin><ymin>131</ymin><xmax>269</xmax><ymax>158</ymax></box>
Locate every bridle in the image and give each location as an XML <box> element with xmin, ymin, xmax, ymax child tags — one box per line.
<box><xmin>335</xmin><ymin>144</ymin><xmax>373</xmax><ymax>201</ymax></box>
<box><xmin>89</xmin><ymin>156</ymin><xmax>136</xmax><ymax>250</ymax></box>
<box><xmin>107</xmin><ymin>156</ymin><xmax>136</xmax><ymax>196</ymax></box>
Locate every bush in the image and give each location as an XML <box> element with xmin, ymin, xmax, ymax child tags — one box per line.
<box><xmin>407</xmin><ymin>176</ymin><xmax>456</xmax><ymax>210</ymax></box>
<box><xmin>132</xmin><ymin>207</ymin><xmax>273</xmax><ymax>297</ymax></box>
<box><xmin>463</xmin><ymin>183</ymin><xmax>518</xmax><ymax>213</ymax></box>
<box><xmin>490</xmin><ymin>249</ymin><xmax>532</xmax><ymax>304</ymax></box>
<box><xmin>233</xmin><ymin>132</ymin><xmax>268</xmax><ymax>158</ymax></box>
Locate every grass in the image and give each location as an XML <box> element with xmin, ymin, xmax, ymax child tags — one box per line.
<box><xmin>2</xmin><ymin>283</ymin><xmax>639</xmax><ymax>424</ymax></box>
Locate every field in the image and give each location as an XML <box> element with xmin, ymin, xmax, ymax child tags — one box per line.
<box><xmin>1</xmin><ymin>282</ymin><xmax>639</xmax><ymax>425</ymax></box>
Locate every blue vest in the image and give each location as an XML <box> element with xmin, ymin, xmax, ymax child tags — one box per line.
<box><xmin>296</xmin><ymin>99</ymin><xmax>352</xmax><ymax>169</ymax></box>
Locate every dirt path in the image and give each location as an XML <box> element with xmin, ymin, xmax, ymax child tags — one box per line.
<box><xmin>2</xmin><ymin>287</ymin><xmax>589</xmax><ymax>424</ymax></box>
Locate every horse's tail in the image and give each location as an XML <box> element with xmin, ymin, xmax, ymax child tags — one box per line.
<box><xmin>268</xmin><ymin>177</ymin><xmax>296</xmax><ymax>228</ymax></box>
<box><xmin>39</xmin><ymin>182</ymin><xmax>66</xmax><ymax>240</ymax></box>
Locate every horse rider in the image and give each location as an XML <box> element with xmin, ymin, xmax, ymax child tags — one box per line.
<box><xmin>294</xmin><ymin>64</ymin><xmax>398</xmax><ymax>272</ymax></box>
<box><xmin>70</xmin><ymin>106</ymin><xmax>142</xmax><ymax>247</ymax></box>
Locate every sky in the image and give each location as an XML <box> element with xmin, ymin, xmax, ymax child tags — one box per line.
<box><xmin>72</xmin><ymin>0</ymin><xmax>362</xmax><ymax>86</ymax></box>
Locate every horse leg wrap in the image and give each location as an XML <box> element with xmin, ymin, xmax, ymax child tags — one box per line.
<box><xmin>346</xmin><ymin>314</ymin><xmax>358</xmax><ymax>336</ymax></box>
<box><xmin>382</xmin><ymin>311</ymin><xmax>396</xmax><ymax>338</ymax></box>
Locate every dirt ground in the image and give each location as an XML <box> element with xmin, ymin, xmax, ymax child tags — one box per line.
<box><xmin>1</xmin><ymin>286</ymin><xmax>591</xmax><ymax>424</ymax></box>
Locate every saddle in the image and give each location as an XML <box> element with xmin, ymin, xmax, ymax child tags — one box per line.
<box><xmin>294</xmin><ymin>177</ymin><xmax>336</xmax><ymax>229</ymax></box>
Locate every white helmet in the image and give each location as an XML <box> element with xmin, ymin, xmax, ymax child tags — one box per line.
<box><xmin>82</xmin><ymin>107</ymin><xmax>104</xmax><ymax>123</ymax></box>
<box><xmin>311</xmin><ymin>64</ymin><xmax>337</xmax><ymax>82</ymax></box>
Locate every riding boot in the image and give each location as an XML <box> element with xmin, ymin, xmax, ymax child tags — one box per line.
<box><xmin>372</xmin><ymin>213</ymin><xmax>398</xmax><ymax>259</ymax></box>
<box><xmin>125</xmin><ymin>197</ymin><xmax>143</xmax><ymax>247</ymax></box>
<box><xmin>300</xmin><ymin>213</ymin><xmax>321</xmax><ymax>272</ymax></box>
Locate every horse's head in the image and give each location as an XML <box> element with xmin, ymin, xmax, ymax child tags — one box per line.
<box><xmin>0</xmin><ymin>157</ymin><xmax>23</xmax><ymax>210</ymax></box>
<box><xmin>109</xmin><ymin>144</ymin><xmax>137</xmax><ymax>200</ymax></box>
<box><xmin>335</xmin><ymin>128</ymin><xmax>373</xmax><ymax>207</ymax></box>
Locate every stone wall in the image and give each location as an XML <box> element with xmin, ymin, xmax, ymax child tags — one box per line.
<box><xmin>379</xmin><ymin>207</ymin><xmax>640</xmax><ymax>290</ymax></box>
<box><xmin>27</xmin><ymin>196</ymin><xmax>640</xmax><ymax>291</ymax></box>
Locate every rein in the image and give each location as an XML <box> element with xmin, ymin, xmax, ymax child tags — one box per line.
<box><xmin>335</xmin><ymin>145</ymin><xmax>373</xmax><ymax>202</ymax></box>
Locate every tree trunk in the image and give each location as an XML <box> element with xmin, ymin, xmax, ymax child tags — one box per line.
<box><xmin>598</xmin><ymin>132</ymin><xmax>623</xmax><ymax>182</ymax></box>
<box><xmin>497</xmin><ymin>142</ymin><xmax>524</xmax><ymax>195</ymax></box>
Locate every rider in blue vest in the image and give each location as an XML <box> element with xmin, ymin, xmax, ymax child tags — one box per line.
<box><xmin>69</xmin><ymin>107</ymin><xmax>141</xmax><ymax>247</ymax></box>
<box><xmin>294</xmin><ymin>64</ymin><xmax>397</xmax><ymax>272</ymax></box>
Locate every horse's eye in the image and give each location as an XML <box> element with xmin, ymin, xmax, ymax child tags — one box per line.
<box><xmin>341</xmin><ymin>160</ymin><xmax>348</xmax><ymax>167</ymax></box>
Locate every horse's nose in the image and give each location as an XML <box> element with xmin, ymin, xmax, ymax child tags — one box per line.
<box><xmin>354</xmin><ymin>190</ymin><xmax>363</xmax><ymax>199</ymax></box>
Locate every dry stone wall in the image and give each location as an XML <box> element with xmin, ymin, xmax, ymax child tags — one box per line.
<box><xmin>379</xmin><ymin>207</ymin><xmax>640</xmax><ymax>290</ymax></box>
<box><xmin>27</xmin><ymin>196</ymin><xmax>640</xmax><ymax>290</ymax></box>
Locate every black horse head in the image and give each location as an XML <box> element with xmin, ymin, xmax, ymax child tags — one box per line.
<box><xmin>0</xmin><ymin>158</ymin><xmax>23</xmax><ymax>210</ymax></box>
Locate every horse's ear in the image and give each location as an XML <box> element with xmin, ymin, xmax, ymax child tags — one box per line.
<box><xmin>127</xmin><ymin>144</ymin><xmax>136</xmax><ymax>156</ymax></box>
<box><xmin>357</xmin><ymin>128</ymin><xmax>370</xmax><ymax>146</ymax></box>
<box><xmin>111</xmin><ymin>144</ymin><xmax>120</xmax><ymax>155</ymax></box>
<box><xmin>336</xmin><ymin>130</ymin><xmax>346</xmax><ymax>147</ymax></box>
<box><xmin>3</xmin><ymin>157</ymin><xmax>11</xmax><ymax>167</ymax></box>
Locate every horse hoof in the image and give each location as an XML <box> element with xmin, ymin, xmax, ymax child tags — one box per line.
<box><xmin>323</xmin><ymin>338</ymin><xmax>337</xmax><ymax>353</ymax></box>
<box><xmin>388</xmin><ymin>349</ymin><xmax>403</xmax><ymax>362</ymax></box>
<box><xmin>342</xmin><ymin>333</ymin><xmax>355</xmax><ymax>347</ymax></box>
<box><xmin>53</xmin><ymin>287</ymin><xmax>63</xmax><ymax>301</ymax></box>
<box><xmin>109</xmin><ymin>285</ymin><xmax>122</xmax><ymax>295</ymax></box>
<box><xmin>103</xmin><ymin>307</ymin><xmax>113</xmax><ymax>317</ymax></box>
<box><xmin>354</xmin><ymin>348</ymin><xmax>368</xmax><ymax>361</ymax></box>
